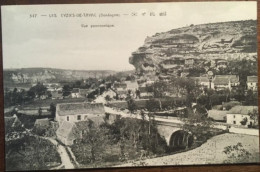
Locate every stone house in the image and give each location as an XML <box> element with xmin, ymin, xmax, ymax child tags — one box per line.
<box><xmin>213</xmin><ymin>75</ymin><xmax>239</xmax><ymax>91</ymax></box>
<box><xmin>55</xmin><ymin>102</ymin><xmax>106</xmax><ymax>145</ymax></box>
<box><xmin>226</xmin><ymin>106</ymin><xmax>258</xmax><ymax>127</ymax></box>
<box><xmin>247</xmin><ymin>76</ymin><xmax>258</xmax><ymax>92</ymax></box>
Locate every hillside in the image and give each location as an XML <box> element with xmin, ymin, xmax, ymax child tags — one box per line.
<box><xmin>129</xmin><ymin>20</ymin><xmax>257</xmax><ymax>77</ymax></box>
<box><xmin>3</xmin><ymin>68</ymin><xmax>117</xmax><ymax>84</ymax></box>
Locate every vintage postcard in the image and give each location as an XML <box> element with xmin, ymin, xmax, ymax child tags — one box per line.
<box><xmin>1</xmin><ymin>1</ymin><xmax>259</xmax><ymax>171</ymax></box>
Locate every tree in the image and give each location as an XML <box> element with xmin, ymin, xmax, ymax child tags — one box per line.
<box><xmin>29</xmin><ymin>83</ymin><xmax>47</xmax><ymax>98</ymax></box>
<box><xmin>38</xmin><ymin>108</ymin><xmax>42</xmax><ymax>116</ymax></box>
<box><xmin>74</xmin><ymin>120</ymin><xmax>111</xmax><ymax>163</ymax></box>
<box><xmin>145</xmin><ymin>99</ymin><xmax>160</xmax><ymax>112</ymax></box>
<box><xmin>62</xmin><ymin>84</ymin><xmax>72</xmax><ymax>96</ymax></box>
<box><xmin>182</xmin><ymin>108</ymin><xmax>213</xmax><ymax>141</ymax></box>
<box><xmin>49</xmin><ymin>103</ymin><xmax>56</xmax><ymax>118</ymax></box>
<box><xmin>126</xmin><ymin>95</ymin><xmax>137</xmax><ymax>113</ymax></box>
<box><xmin>244</xmin><ymin>90</ymin><xmax>258</xmax><ymax>106</ymax></box>
<box><xmin>248</xmin><ymin>109</ymin><xmax>259</xmax><ymax>128</ymax></box>
<box><xmin>240</xmin><ymin>117</ymin><xmax>248</xmax><ymax>126</ymax></box>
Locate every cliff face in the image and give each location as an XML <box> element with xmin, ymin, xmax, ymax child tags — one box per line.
<box><xmin>129</xmin><ymin>20</ymin><xmax>257</xmax><ymax>77</ymax></box>
<box><xmin>3</xmin><ymin>68</ymin><xmax>117</xmax><ymax>84</ymax></box>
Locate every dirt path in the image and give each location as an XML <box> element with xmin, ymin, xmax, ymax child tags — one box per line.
<box><xmin>45</xmin><ymin>137</ymin><xmax>74</xmax><ymax>169</ymax></box>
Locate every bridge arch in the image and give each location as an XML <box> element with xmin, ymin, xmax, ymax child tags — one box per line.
<box><xmin>169</xmin><ymin>130</ymin><xmax>194</xmax><ymax>151</ymax></box>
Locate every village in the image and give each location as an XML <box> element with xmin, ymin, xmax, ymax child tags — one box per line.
<box><xmin>3</xmin><ymin>19</ymin><xmax>259</xmax><ymax>170</ymax></box>
<box><xmin>4</xmin><ymin>57</ymin><xmax>259</xmax><ymax>170</ymax></box>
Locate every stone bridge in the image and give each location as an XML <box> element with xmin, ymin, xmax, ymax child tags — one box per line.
<box><xmin>155</xmin><ymin>119</ymin><xmax>194</xmax><ymax>151</ymax></box>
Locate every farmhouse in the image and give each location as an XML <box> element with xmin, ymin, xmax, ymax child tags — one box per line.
<box><xmin>192</xmin><ymin>77</ymin><xmax>211</xmax><ymax>89</ymax></box>
<box><xmin>226</xmin><ymin>106</ymin><xmax>258</xmax><ymax>127</ymax></box>
<box><xmin>247</xmin><ymin>76</ymin><xmax>258</xmax><ymax>92</ymax></box>
<box><xmin>55</xmin><ymin>102</ymin><xmax>105</xmax><ymax>125</ymax></box>
<box><xmin>213</xmin><ymin>75</ymin><xmax>239</xmax><ymax>91</ymax></box>
<box><xmin>55</xmin><ymin>102</ymin><xmax>106</xmax><ymax>145</ymax></box>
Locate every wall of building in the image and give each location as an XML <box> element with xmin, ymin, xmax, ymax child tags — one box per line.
<box><xmin>226</xmin><ymin>114</ymin><xmax>254</xmax><ymax>126</ymax></box>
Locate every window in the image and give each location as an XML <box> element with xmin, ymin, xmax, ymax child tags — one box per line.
<box><xmin>67</xmin><ymin>116</ymin><xmax>69</xmax><ymax>121</ymax></box>
<box><xmin>77</xmin><ymin>115</ymin><xmax>81</xmax><ymax>120</ymax></box>
<box><xmin>233</xmin><ymin>115</ymin><xmax>236</xmax><ymax>118</ymax></box>
<box><xmin>233</xmin><ymin>121</ymin><xmax>236</xmax><ymax>124</ymax></box>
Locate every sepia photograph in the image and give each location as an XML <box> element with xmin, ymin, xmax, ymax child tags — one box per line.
<box><xmin>1</xmin><ymin>1</ymin><xmax>259</xmax><ymax>171</ymax></box>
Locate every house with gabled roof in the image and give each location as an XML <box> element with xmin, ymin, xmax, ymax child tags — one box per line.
<box><xmin>55</xmin><ymin>102</ymin><xmax>105</xmax><ymax>125</ymax></box>
<box><xmin>247</xmin><ymin>76</ymin><xmax>258</xmax><ymax>92</ymax></box>
<box><xmin>192</xmin><ymin>77</ymin><xmax>211</xmax><ymax>89</ymax></box>
<box><xmin>226</xmin><ymin>106</ymin><xmax>258</xmax><ymax>127</ymax></box>
<box><xmin>55</xmin><ymin>102</ymin><xmax>106</xmax><ymax>145</ymax></box>
<box><xmin>213</xmin><ymin>75</ymin><xmax>239</xmax><ymax>91</ymax></box>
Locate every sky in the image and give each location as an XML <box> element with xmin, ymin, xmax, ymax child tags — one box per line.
<box><xmin>1</xmin><ymin>1</ymin><xmax>257</xmax><ymax>71</ymax></box>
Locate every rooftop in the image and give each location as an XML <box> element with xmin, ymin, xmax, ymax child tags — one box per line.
<box><xmin>227</xmin><ymin>106</ymin><xmax>258</xmax><ymax>115</ymax></box>
<box><xmin>247</xmin><ymin>76</ymin><xmax>258</xmax><ymax>83</ymax></box>
<box><xmin>57</xmin><ymin>102</ymin><xmax>105</xmax><ymax>116</ymax></box>
<box><xmin>213</xmin><ymin>75</ymin><xmax>239</xmax><ymax>85</ymax></box>
<box><xmin>208</xmin><ymin>110</ymin><xmax>227</xmax><ymax>121</ymax></box>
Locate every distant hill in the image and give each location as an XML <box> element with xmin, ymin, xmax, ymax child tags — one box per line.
<box><xmin>129</xmin><ymin>20</ymin><xmax>257</xmax><ymax>77</ymax></box>
<box><xmin>3</xmin><ymin>68</ymin><xmax>118</xmax><ymax>84</ymax></box>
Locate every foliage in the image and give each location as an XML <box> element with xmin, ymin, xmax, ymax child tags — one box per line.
<box><xmin>62</xmin><ymin>84</ymin><xmax>72</xmax><ymax>96</ymax></box>
<box><xmin>182</xmin><ymin>108</ymin><xmax>213</xmax><ymax>141</ymax></box>
<box><xmin>248</xmin><ymin>109</ymin><xmax>259</xmax><ymax>128</ymax></box>
<box><xmin>244</xmin><ymin>90</ymin><xmax>258</xmax><ymax>106</ymax></box>
<box><xmin>5</xmin><ymin>135</ymin><xmax>61</xmax><ymax>171</ymax></box>
<box><xmin>145</xmin><ymin>99</ymin><xmax>161</xmax><ymax>112</ymax></box>
<box><xmin>240</xmin><ymin>117</ymin><xmax>248</xmax><ymax>126</ymax></box>
<box><xmin>49</xmin><ymin>103</ymin><xmax>56</xmax><ymax>118</ymax></box>
<box><xmin>72</xmin><ymin>120</ymin><xmax>111</xmax><ymax>164</ymax></box>
<box><xmin>126</xmin><ymin>95</ymin><xmax>137</xmax><ymax>113</ymax></box>
<box><xmin>4</xmin><ymin>88</ymin><xmax>31</xmax><ymax>107</ymax></box>
<box><xmin>29</xmin><ymin>83</ymin><xmax>47</xmax><ymax>98</ymax></box>
<box><xmin>72</xmin><ymin>117</ymin><xmax>167</xmax><ymax>166</ymax></box>
<box><xmin>223</xmin><ymin>142</ymin><xmax>252</xmax><ymax>163</ymax></box>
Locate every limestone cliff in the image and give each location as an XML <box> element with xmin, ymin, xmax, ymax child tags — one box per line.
<box><xmin>129</xmin><ymin>20</ymin><xmax>257</xmax><ymax>77</ymax></box>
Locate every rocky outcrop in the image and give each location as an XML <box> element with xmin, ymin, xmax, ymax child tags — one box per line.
<box><xmin>3</xmin><ymin>68</ymin><xmax>116</xmax><ymax>84</ymax></box>
<box><xmin>129</xmin><ymin>20</ymin><xmax>257</xmax><ymax>77</ymax></box>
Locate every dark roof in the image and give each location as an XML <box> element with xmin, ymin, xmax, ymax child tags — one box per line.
<box><xmin>113</xmin><ymin>83</ymin><xmax>127</xmax><ymax>89</ymax></box>
<box><xmin>227</xmin><ymin>106</ymin><xmax>258</xmax><ymax>115</ymax></box>
<box><xmin>247</xmin><ymin>76</ymin><xmax>257</xmax><ymax>83</ymax></box>
<box><xmin>208</xmin><ymin>110</ymin><xmax>227</xmax><ymax>121</ymax></box>
<box><xmin>57</xmin><ymin>102</ymin><xmax>105</xmax><ymax>116</ymax></box>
